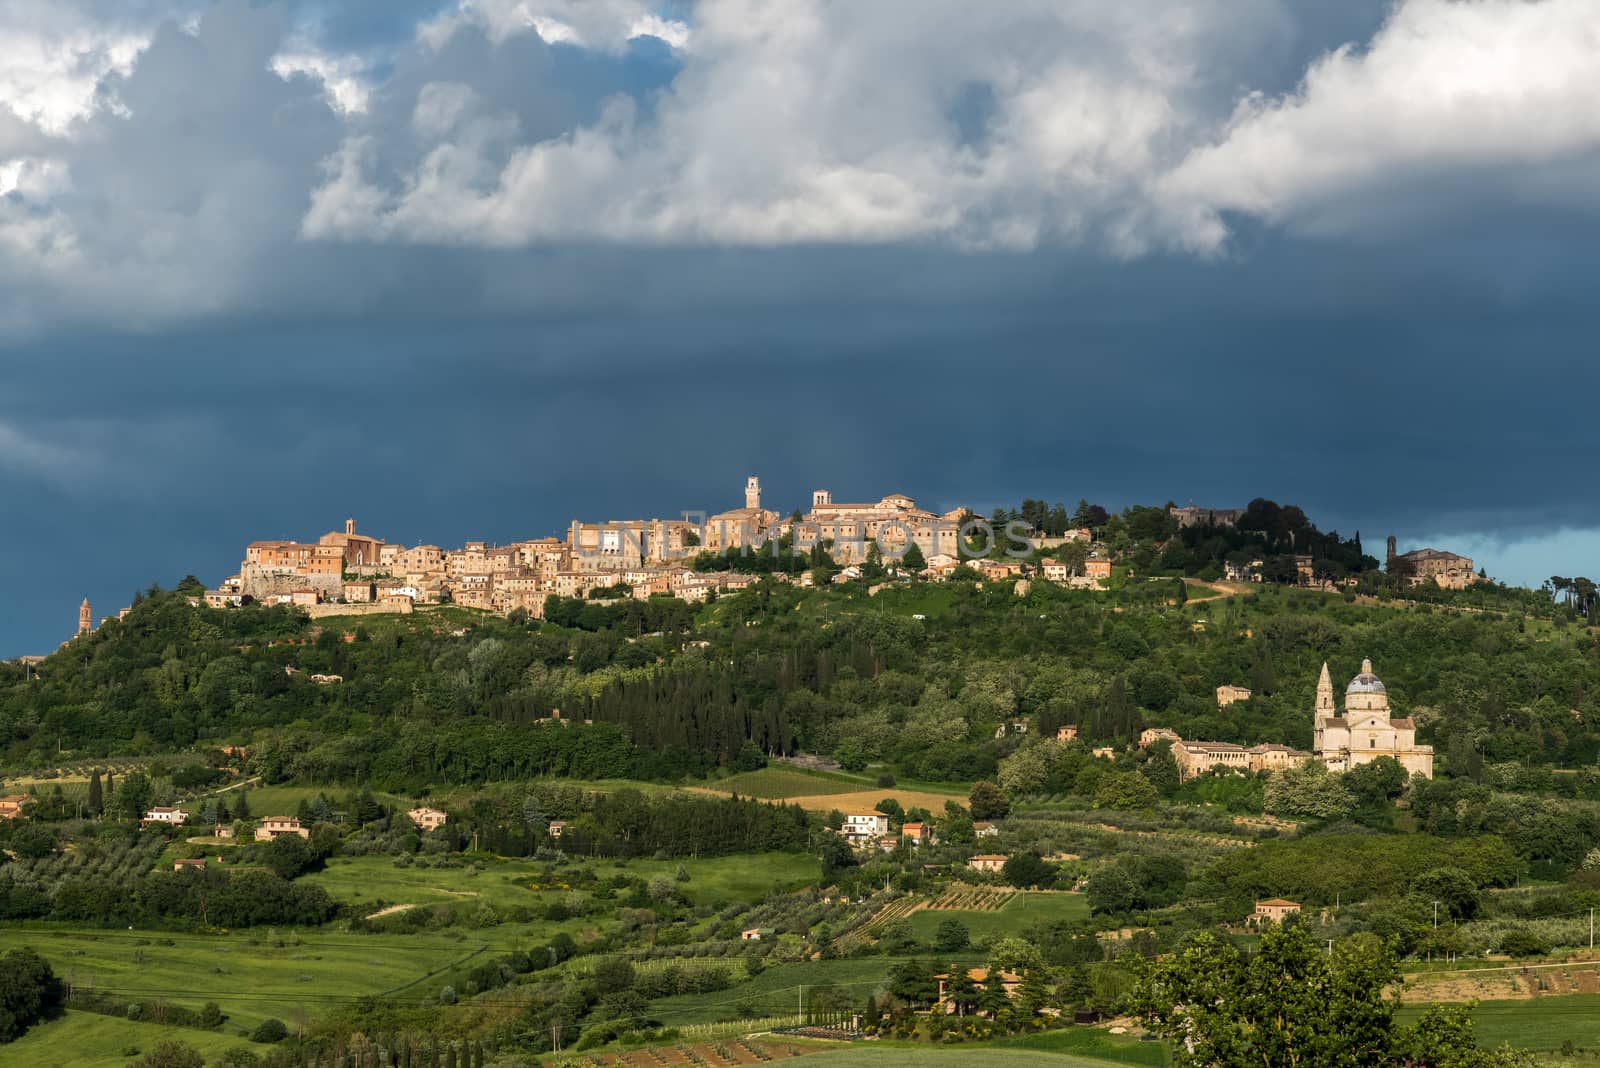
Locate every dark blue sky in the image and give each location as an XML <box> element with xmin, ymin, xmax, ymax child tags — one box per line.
<box><xmin>2</xmin><ymin>0</ymin><xmax>1597</xmax><ymax>652</ymax></box>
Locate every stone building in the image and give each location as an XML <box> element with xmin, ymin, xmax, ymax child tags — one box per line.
<box><xmin>699</xmin><ymin>476</ymin><xmax>781</xmax><ymax>553</ymax></box>
<box><xmin>794</xmin><ymin>490</ymin><xmax>964</xmax><ymax>563</ymax></box>
<box><xmin>1313</xmin><ymin>660</ymin><xmax>1433</xmax><ymax>778</ymax></box>
<box><xmin>1169</xmin><ymin>738</ymin><xmax>1309</xmax><ymax>780</ymax></box>
<box><xmin>1216</xmin><ymin>684</ymin><xmax>1252</xmax><ymax>708</ymax></box>
<box><xmin>1387</xmin><ymin>536</ymin><xmax>1481</xmax><ymax>590</ymax></box>
<box><xmin>1170</xmin><ymin>505</ymin><xmax>1242</xmax><ymax>529</ymax></box>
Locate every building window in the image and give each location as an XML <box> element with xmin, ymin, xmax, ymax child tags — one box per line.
<box><xmin>1370</xmin><ymin>738</ymin><xmax>1376</xmax><ymax>748</ymax></box>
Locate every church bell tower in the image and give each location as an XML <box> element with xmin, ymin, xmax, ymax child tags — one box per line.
<box><xmin>745</xmin><ymin>476</ymin><xmax>762</xmax><ymax>511</ymax></box>
<box><xmin>79</xmin><ymin>598</ymin><xmax>92</xmax><ymax>637</ymax></box>
<box><xmin>1315</xmin><ymin>662</ymin><xmax>1335</xmax><ymax>720</ymax></box>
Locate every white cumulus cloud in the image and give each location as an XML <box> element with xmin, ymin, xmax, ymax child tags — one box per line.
<box><xmin>418</xmin><ymin>0</ymin><xmax>690</xmax><ymax>52</ymax></box>
<box><xmin>1160</xmin><ymin>0</ymin><xmax>1600</xmax><ymax>248</ymax></box>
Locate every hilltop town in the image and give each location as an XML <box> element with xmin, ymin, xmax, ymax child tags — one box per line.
<box><xmin>67</xmin><ymin>480</ymin><xmax>1482</xmax><ymax>643</ymax></box>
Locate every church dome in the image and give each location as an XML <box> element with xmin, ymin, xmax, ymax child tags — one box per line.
<box><xmin>1346</xmin><ymin>658</ymin><xmax>1386</xmax><ymax>695</ymax></box>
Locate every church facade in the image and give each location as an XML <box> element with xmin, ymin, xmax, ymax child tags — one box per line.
<box><xmin>1313</xmin><ymin>659</ymin><xmax>1433</xmax><ymax>778</ymax></box>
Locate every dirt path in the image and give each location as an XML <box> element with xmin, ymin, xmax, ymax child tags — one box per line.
<box><xmin>366</xmin><ymin>903</ymin><xmax>419</xmax><ymax>920</ymax></box>
<box><xmin>1182</xmin><ymin>579</ymin><xmax>1252</xmax><ymax>603</ymax></box>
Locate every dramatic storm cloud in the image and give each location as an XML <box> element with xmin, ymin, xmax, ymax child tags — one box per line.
<box><xmin>2</xmin><ymin>0</ymin><xmax>1599</xmax><ymax>651</ymax></box>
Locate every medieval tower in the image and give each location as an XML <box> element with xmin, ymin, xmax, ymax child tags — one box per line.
<box><xmin>744</xmin><ymin>476</ymin><xmax>762</xmax><ymax>511</ymax></box>
<box><xmin>78</xmin><ymin>598</ymin><xmax>92</xmax><ymax>637</ymax></box>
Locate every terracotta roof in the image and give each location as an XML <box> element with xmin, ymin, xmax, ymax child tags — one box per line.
<box><xmin>1256</xmin><ymin>898</ymin><xmax>1301</xmax><ymax>908</ymax></box>
<box><xmin>1389</xmin><ymin>718</ymin><xmax>1415</xmax><ymax>730</ymax></box>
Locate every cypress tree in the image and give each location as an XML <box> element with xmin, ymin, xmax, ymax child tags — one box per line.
<box><xmin>87</xmin><ymin>770</ymin><xmax>103</xmax><ymax>816</ymax></box>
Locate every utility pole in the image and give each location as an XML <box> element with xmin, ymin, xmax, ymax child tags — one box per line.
<box><xmin>1590</xmin><ymin>908</ymin><xmax>1594</xmax><ymax>951</ymax></box>
<box><xmin>1433</xmin><ymin>901</ymin><xmax>1440</xmax><ymax>929</ymax></box>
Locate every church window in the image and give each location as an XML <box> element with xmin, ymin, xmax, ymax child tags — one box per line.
<box><xmin>1370</xmin><ymin>738</ymin><xmax>1375</xmax><ymax>748</ymax></box>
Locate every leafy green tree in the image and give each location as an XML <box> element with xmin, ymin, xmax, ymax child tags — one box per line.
<box><xmin>1409</xmin><ymin>867</ymin><xmax>1481</xmax><ymax>922</ymax></box>
<box><xmin>945</xmin><ymin>969</ymin><xmax>979</xmax><ymax>1016</ymax></box>
<box><xmin>1015</xmin><ymin>968</ymin><xmax>1052</xmax><ymax>1018</ymax></box>
<box><xmin>114</xmin><ymin>770</ymin><xmax>153</xmax><ymax>821</ymax></box>
<box><xmin>1346</xmin><ymin>756</ymin><xmax>1408</xmax><ymax>810</ymax></box>
<box><xmin>833</xmin><ymin>738</ymin><xmax>868</xmax><ymax>772</ymax></box>
<box><xmin>131</xmin><ymin>1040</ymin><xmax>205</xmax><ymax>1068</ymax></box>
<box><xmin>0</xmin><ymin>947</ymin><xmax>62</xmax><ymax>1041</ymax></box>
<box><xmin>978</xmin><ymin>968</ymin><xmax>1011</xmax><ymax>1017</ymax></box>
<box><xmin>933</xmin><ymin>919</ymin><xmax>970</xmax><ymax>952</ymax></box>
<box><xmin>1131</xmin><ymin>923</ymin><xmax>1399</xmax><ymax>1068</ymax></box>
<box><xmin>249</xmin><ymin>1019</ymin><xmax>287</xmax><ymax>1044</ymax></box>
<box><xmin>1057</xmin><ymin>964</ymin><xmax>1091</xmax><ymax>1008</ymax></box>
<box><xmin>969</xmin><ymin>780</ymin><xmax>1010</xmax><ymax>820</ymax></box>
<box><xmin>1094</xmin><ymin>770</ymin><xmax>1159</xmax><ymax>811</ymax></box>
<box><xmin>1085</xmin><ymin>866</ymin><xmax>1139</xmax><ymax>915</ymax></box>
<box><xmin>901</xmin><ymin>542</ymin><xmax>927</xmax><ymax>574</ymax></box>
<box><xmin>1394</xmin><ymin>1004</ymin><xmax>1535</xmax><ymax>1067</ymax></box>
<box><xmin>1264</xmin><ymin>760</ymin><xmax>1354</xmax><ymax>820</ymax></box>
<box><xmin>593</xmin><ymin>957</ymin><xmax>636</xmax><ymax>995</ymax></box>
<box><xmin>887</xmin><ymin>959</ymin><xmax>939</xmax><ymax>1008</ymax></box>
<box><xmin>1001</xmin><ymin>853</ymin><xmax>1056</xmax><ymax>889</ymax></box>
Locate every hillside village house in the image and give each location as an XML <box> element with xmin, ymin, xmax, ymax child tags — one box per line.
<box><xmin>143</xmin><ymin>806</ymin><xmax>187</xmax><ymax>826</ymax></box>
<box><xmin>1253</xmin><ymin>899</ymin><xmax>1302</xmax><ymax>924</ymax></box>
<box><xmin>547</xmin><ymin>820</ymin><xmax>566</xmax><ymax>837</ymax></box>
<box><xmin>937</xmin><ymin>968</ymin><xmax>1022</xmax><ymax>1015</ymax></box>
<box><xmin>1139</xmin><ymin>727</ymin><xmax>1180</xmax><ymax>748</ymax></box>
<box><xmin>900</xmin><ymin>822</ymin><xmax>935</xmax><ymax>845</ymax></box>
<box><xmin>968</xmin><ymin>854</ymin><xmax>1007</xmax><ymax>873</ymax></box>
<box><xmin>408</xmin><ymin>807</ymin><xmax>448</xmax><ymax>832</ymax></box>
<box><xmin>1056</xmin><ymin>725</ymin><xmax>1080</xmax><ymax>742</ymax></box>
<box><xmin>973</xmin><ymin>821</ymin><xmax>999</xmax><ymax>838</ymax></box>
<box><xmin>255</xmin><ymin>816</ymin><xmax>310</xmax><ymax>841</ymax></box>
<box><xmin>740</xmin><ymin>927</ymin><xmax>775</xmax><ymax>941</ymax></box>
<box><xmin>1224</xmin><ymin>558</ymin><xmax>1264</xmax><ymax>582</ymax></box>
<box><xmin>1084</xmin><ymin>558</ymin><xmax>1112</xmax><ymax>581</ymax></box>
<box><xmin>842</xmin><ymin>813</ymin><xmax>890</xmax><ymax>843</ymax></box>
<box><xmin>0</xmin><ymin>794</ymin><xmax>30</xmax><ymax>820</ymax></box>
<box><xmin>1216</xmin><ymin>684</ymin><xmax>1253</xmax><ymax>708</ymax></box>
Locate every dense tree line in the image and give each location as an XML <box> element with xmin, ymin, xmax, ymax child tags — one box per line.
<box><xmin>11</xmin><ymin>561</ymin><xmax>1600</xmax><ymax>796</ymax></box>
<box><xmin>0</xmin><ymin>864</ymin><xmax>336</xmax><ymax>928</ymax></box>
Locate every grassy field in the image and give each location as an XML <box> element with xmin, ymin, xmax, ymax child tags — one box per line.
<box><xmin>0</xmin><ymin>925</ymin><xmax>504</xmax><ymax>1032</ymax></box>
<box><xmin>305</xmin><ymin>851</ymin><xmax>820</xmax><ymax>913</ymax></box>
<box><xmin>7</xmin><ymin>1010</ymin><xmax>250</xmax><ymax>1067</ymax></box>
<box><xmin>649</xmin><ymin>958</ymin><xmax>902</xmax><ymax>1024</ymax></box>
<box><xmin>1398</xmin><ymin>994</ymin><xmax>1600</xmax><ymax>1052</ymax></box>
<box><xmin>0</xmin><ymin>851</ymin><xmax>822</xmax><ymax>1035</ymax></box>
<box><xmin>995</xmin><ymin>1028</ymin><xmax>1169</xmax><ymax>1065</ymax></box>
<box><xmin>905</xmin><ymin>892</ymin><xmax>1089</xmax><ymax>943</ymax></box>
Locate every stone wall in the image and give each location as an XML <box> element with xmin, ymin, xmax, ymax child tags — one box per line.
<box><xmin>302</xmin><ymin>601</ymin><xmax>414</xmax><ymax>620</ymax></box>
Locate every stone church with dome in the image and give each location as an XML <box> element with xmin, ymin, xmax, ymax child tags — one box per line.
<box><xmin>1313</xmin><ymin>659</ymin><xmax>1433</xmax><ymax>778</ymax></box>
